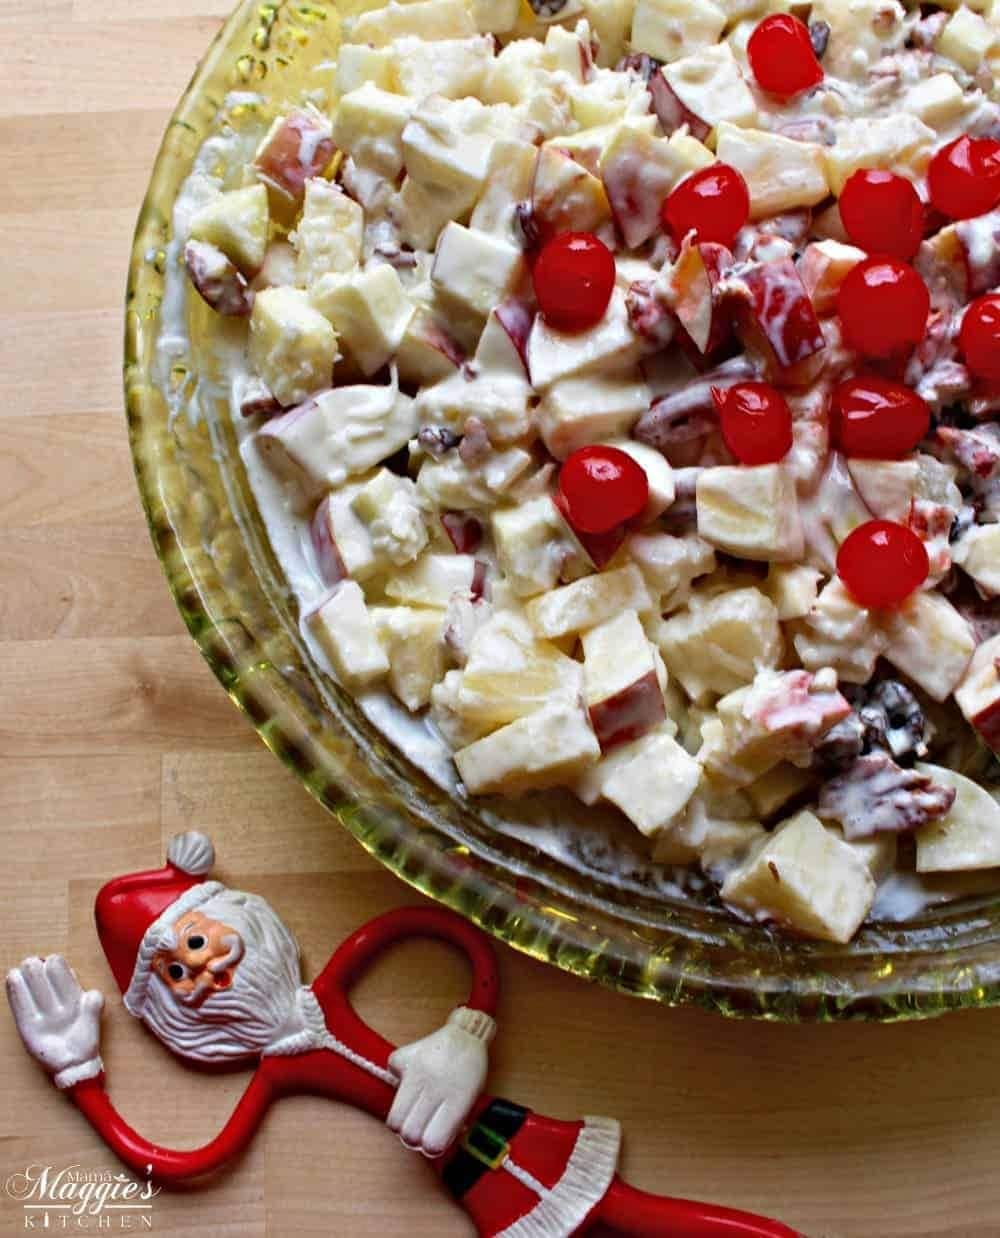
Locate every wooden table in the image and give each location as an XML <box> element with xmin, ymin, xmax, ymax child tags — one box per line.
<box><xmin>1</xmin><ymin>3</ymin><xmax>999</xmax><ymax>1235</ymax></box>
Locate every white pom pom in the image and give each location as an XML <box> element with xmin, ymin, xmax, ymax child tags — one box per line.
<box><xmin>166</xmin><ymin>831</ymin><xmax>215</xmax><ymax>877</ymax></box>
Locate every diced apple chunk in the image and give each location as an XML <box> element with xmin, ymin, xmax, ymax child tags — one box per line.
<box><xmin>307</xmin><ymin>581</ymin><xmax>389</xmax><ymax>688</ymax></box>
<box><xmin>184</xmin><ymin>241</ymin><xmax>253</xmax><ymax>318</ymax></box>
<box><xmin>492</xmin><ymin>499</ymin><xmax>571</xmax><ymax>598</ymax></box>
<box><xmin>715</xmin><ymin>123</ymin><xmax>829</xmax><ymax>218</ymax></box>
<box><xmin>249</xmin><ymin>287</ymin><xmax>338</xmax><ymax>408</ymax></box>
<box><xmin>721</xmin><ymin>810</ymin><xmax>876</xmax><ymax>944</ymax></box>
<box><xmin>696</xmin><ymin>465</ymin><xmax>804</xmax><ymax>562</ymax></box>
<box><xmin>393</xmin><ymin>34</ymin><xmax>494</xmax><ymax>100</ymax></box>
<box><xmin>470</xmin><ymin>140</ymin><xmax>540</xmax><ymax>239</ymax></box>
<box><xmin>403</xmin><ymin>96</ymin><xmax>516</xmax><ymax>198</ymax></box>
<box><xmin>809</xmin><ymin>0</ymin><xmax>905</xmax><ymax>80</ymax></box>
<box><xmin>292</xmin><ymin>180</ymin><xmax>363</xmax><ymax>287</ymax></box>
<box><xmin>822</xmin><ymin>115</ymin><xmax>934</xmax><ymax>196</ymax></box>
<box><xmin>599</xmin><ymin>726</ymin><xmax>702</xmax><ymax>835</ymax></box>
<box><xmin>847</xmin><ymin>459</ymin><xmax>920</xmax><ymax>523</ymax></box>
<box><xmin>254</xmin><ymin>107</ymin><xmax>336</xmax><ymax>203</ymax></box>
<box><xmin>415</xmin><ymin>367</ymin><xmax>533</xmax><ymax>444</ymax></box>
<box><xmin>915</xmin><ymin>763</ymin><xmax>1000</xmax><ymax>872</ymax></box>
<box><xmin>346</xmin><ymin>0</ymin><xmax>476</xmax><ymax>47</ymax></box>
<box><xmin>764</xmin><ymin>564</ymin><xmax>821</xmax><ymax>620</ymax></box>
<box><xmin>525</xmin><ymin>564</ymin><xmax>652</xmax><ymax>639</ymax></box>
<box><xmin>952</xmin><ymin>524</ymin><xmax>1000</xmax><ymax>595</ymax></box>
<box><xmin>537</xmin><ymin>372</ymin><xmax>650</xmax><ymax>459</ymax></box>
<box><xmin>746</xmin><ymin>762</ymin><xmax>815</xmax><ymax>820</ymax></box>
<box><xmin>311</xmin><ymin>265</ymin><xmax>414</xmax><ymax>375</ymax></box>
<box><xmin>370</xmin><ymin>606</ymin><xmax>446</xmax><ymax>711</ymax></box>
<box><xmin>954</xmin><ymin>633</ymin><xmax>1000</xmax><ymax>749</ymax></box>
<box><xmin>794</xmin><ymin>578</ymin><xmax>887</xmax><ymax>685</ymax></box>
<box><xmin>937</xmin><ymin>6</ymin><xmax>996</xmax><ymax>72</ymax></box>
<box><xmin>655</xmin><ymin>586</ymin><xmax>783</xmax><ymax>703</ymax></box>
<box><xmin>336</xmin><ymin>43</ymin><xmax>398</xmax><ymax>94</ymax></box>
<box><xmin>798</xmin><ymin>240</ymin><xmax>865</xmax><ymax>316</ymax></box>
<box><xmin>881</xmin><ymin>591</ymin><xmax>975</xmax><ymax>702</ymax></box>
<box><xmin>601</xmin><ymin>438</ymin><xmax>675</xmax><ymax>523</ymax></box>
<box><xmin>583</xmin><ymin>610</ymin><xmax>666</xmax><ymax>750</ymax></box>
<box><xmin>662</xmin><ymin>43</ymin><xmax>757</xmax><ymax>131</ymax></box>
<box><xmin>431</xmin><ymin>222</ymin><xmax>527</xmax><ymax>318</ymax></box>
<box><xmin>189</xmin><ymin>184</ymin><xmax>269</xmax><ymax>275</ymax></box>
<box><xmin>532</xmin><ymin>146</ymin><xmax>612</xmax><ymax>240</ymax></box>
<box><xmin>527</xmin><ymin>289</ymin><xmax>642</xmax><ymax>390</ymax></box>
<box><xmin>257</xmin><ymin>384</ymin><xmax>417</xmax><ymax>496</ymax></box>
<box><xmin>455</xmin><ymin>702</ymin><xmax>600</xmax><ymax>794</ymax></box>
<box><xmin>333</xmin><ymin>83</ymin><xmax>416</xmax><ymax>178</ymax></box>
<box><xmin>627</xmin><ymin>532</ymin><xmax>716</xmax><ymax>612</ymax></box>
<box><xmin>384</xmin><ymin>553</ymin><xmax>482</xmax><ymax>607</ymax></box>
<box><xmin>631</xmin><ymin>0</ymin><xmax>726</xmax><ymax>63</ymax></box>
<box><xmin>395</xmin><ymin>306</ymin><xmax>466</xmax><ymax>387</ymax></box>
<box><xmin>601</xmin><ymin>124</ymin><xmax>687</xmax><ymax>249</ymax></box>
<box><xmin>904</xmin><ymin>73</ymin><xmax>968</xmax><ymax>128</ymax></box>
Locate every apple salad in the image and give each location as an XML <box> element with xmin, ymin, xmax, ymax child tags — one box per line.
<box><xmin>178</xmin><ymin>0</ymin><xmax>1000</xmax><ymax>945</ymax></box>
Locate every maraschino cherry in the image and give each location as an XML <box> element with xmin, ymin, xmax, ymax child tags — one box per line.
<box><xmin>838</xmin><ymin>257</ymin><xmax>930</xmax><ymax>357</ymax></box>
<box><xmin>838</xmin><ymin>170</ymin><xmax>924</xmax><ymax>260</ymax></box>
<box><xmin>661</xmin><ymin>164</ymin><xmax>750</xmax><ymax>248</ymax></box>
<box><xmin>837</xmin><ymin>520</ymin><xmax>929</xmax><ymax>608</ymax></box>
<box><xmin>832</xmin><ymin>376</ymin><xmax>930</xmax><ymax>458</ymax></box>
<box><xmin>927</xmin><ymin>135</ymin><xmax>1000</xmax><ymax>221</ymax></box>
<box><xmin>747</xmin><ymin>14</ymin><xmax>824</xmax><ymax>99</ymax></box>
<box><xmin>532</xmin><ymin>232</ymin><xmax>616</xmax><ymax>333</ymax></box>
<box><xmin>711</xmin><ymin>383</ymin><xmax>793</xmax><ymax>464</ymax></box>
<box><xmin>959</xmin><ymin>294</ymin><xmax>1000</xmax><ymax>382</ymax></box>
<box><xmin>558</xmin><ymin>446</ymin><xmax>649</xmax><ymax>534</ymax></box>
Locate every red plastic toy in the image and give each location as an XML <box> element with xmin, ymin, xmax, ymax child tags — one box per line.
<box><xmin>6</xmin><ymin>831</ymin><xmax>801</xmax><ymax>1237</ymax></box>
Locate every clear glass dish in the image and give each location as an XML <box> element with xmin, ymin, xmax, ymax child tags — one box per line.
<box><xmin>125</xmin><ymin>0</ymin><xmax>1000</xmax><ymax>1021</ymax></box>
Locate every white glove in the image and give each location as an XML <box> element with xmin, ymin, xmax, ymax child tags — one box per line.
<box><xmin>386</xmin><ymin>1006</ymin><xmax>496</xmax><ymax>1158</ymax></box>
<box><xmin>6</xmin><ymin>956</ymin><xmax>105</xmax><ymax>1090</ymax></box>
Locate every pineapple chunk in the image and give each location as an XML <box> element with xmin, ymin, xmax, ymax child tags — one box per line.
<box><xmin>696</xmin><ymin>465</ymin><xmax>804</xmax><ymax>562</ymax></box>
<box><xmin>537</xmin><ymin>372</ymin><xmax>650</xmax><ymax>459</ymax></box>
<box><xmin>904</xmin><ymin>73</ymin><xmax>968</xmax><ymax>128</ymax></box>
<box><xmin>415</xmin><ymin>367</ymin><xmax>533</xmax><ymax>444</ymax></box>
<box><xmin>257</xmin><ymin>384</ymin><xmax>417</xmax><ymax>495</ymax></box>
<box><xmin>582</xmin><ymin>0</ymin><xmax>634</xmax><ymax>66</ymax></box>
<box><xmin>351</xmin><ymin>470</ymin><xmax>428</xmax><ymax>567</ymax></box>
<box><xmin>655</xmin><ymin>586</ymin><xmax>783</xmax><ymax>703</ymax></box>
<box><xmin>370</xmin><ymin>606</ymin><xmax>446</xmax><ymax>711</ymax></box>
<box><xmin>485</xmin><ymin>38</ymin><xmax>553</xmax><ymax>104</ymax></box>
<box><xmin>794</xmin><ymin>577</ymin><xmax>887</xmax><ymax>685</ymax></box>
<box><xmin>189</xmin><ymin>184</ymin><xmax>269</xmax><ymax>275</ymax></box>
<box><xmin>721</xmin><ymin>810</ymin><xmax>876</xmax><ymax>944</ymax></box>
<box><xmin>764</xmin><ymin>563</ymin><xmax>821</xmax><ymax>620</ymax></box>
<box><xmin>431</xmin><ymin>222</ymin><xmax>527</xmax><ymax>318</ymax></box>
<box><xmin>583</xmin><ymin>610</ymin><xmax>666</xmax><ymax>750</ymax></box>
<box><xmin>292</xmin><ymin>180</ymin><xmax>363</xmax><ymax>287</ymax></box>
<box><xmin>715</xmin><ymin>123</ymin><xmax>829</xmax><ymax>219</ymax></box>
<box><xmin>954</xmin><ymin>633</ymin><xmax>1000</xmax><ymax>749</ymax></box>
<box><xmin>952</xmin><ymin>524</ymin><xmax>1000</xmax><ymax>595</ymax></box>
<box><xmin>746</xmin><ymin>762</ymin><xmax>815</xmax><ymax>820</ymax></box>
<box><xmin>599</xmin><ymin>727</ymin><xmax>702</xmax><ymax>836</ymax></box>
<box><xmin>454</xmin><ymin>701</ymin><xmax>600</xmax><ymax>794</ymax></box>
<box><xmin>471</xmin><ymin>0</ymin><xmax>520</xmax><ymax>33</ymax></box>
<box><xmin>846</xmin><ymin>459</ymin><xmax>920</xmax><ymax>523</ymax></box>
<box><xmin>631</xmin><ymin>0</ymin><xmax>726</xmax><ymax>63</ymax></box>
<box><xmin>809</xmin><ymin>0</ymin><xmax>905</xmax><ymax>80</ymax></box>
<box><xmin>662</xmin><ymin>44</ymin><xmax>757</xmax><ymax>131</ymax></box>
<box><xmin>492</xmin><ymin>499</ymin><xmax>571</xmax><ymax>598</ymax></box>
<box><xmin>346</xmin><ymin>0</ymin><xmax>476</xmax><ymax>47</ymax></box>
<box><xmin>385</xmin><ymin>553</ymin><xmax>482</xmax><ymax>607</ymax></box>
<box><xmin>822</xmin><ymin>115</ymin><xmax>935</xmax><ymax>196</ymax></box>
<box><xmin>838</xmin><ymin>829</ymin><xmax>898</xmax><ymax>883</ymax></box>
<box><xmin>249</xmin><ymin>287</ymin><xmax>337</xmax><ymax>409</ymax></box>
<box><xmin>336</xmin><ymin>44</ymin><xmax>398</xmax><ymax>94</ymax></box>
<box><xmin>307</xmin><ymin>582</ymin><xmax>389</xmax><ymax>688</ymax></box>
<box><xmin>417</xmin><ymin>446</ymin><xmax>533</xmax><ymax>512</ymax></box>
<box><xmin>881</xmin><ymin>591</ymin><xmax>975</xmax><ymax>702</ymax></box>
<box><xmin>310</xmin><ymin>265</ymin><xmax>414</xmax><ymax>376</ymax></box>
<box><xmin>393</xmin><ymin>35</ymin><xmax>494</xmax><ymax>100</ymax></box>
<box><xmin>652</xmin><ymin>788</ymin><xmax>764</xmax><ymax>866</ymax></box>
<box><xmin>798</xmin><ymin>240</ymin><xmax>865</xmax><ymax>316</ymax></box>
<box><xmin>937</xmin><ymin>5</ymin><xmax>996</xmax><ymax>71</ymax></box>
<box><xmin>626</xmin><ymin>532</ymin><xmax>716</xmax><ymax>613</ymax></box>
<box><xmin>544</xmin><ymin>23</ymin><xmax>591</xmax><ymax>80</ymax></box>
<box><xmin>527</xmin><ymin>288</ymin><xmax>642</xmax><ymax>390</ymax></box>
<box><xmin>915</xmin><ymin>763</ymin><xmax>1000</xmax><ymax>872</ymax></box>
<box><xmin>332</xmin><ymin>83</ymin><xmax>416</xmax><ymax>178</ymax></box>
<box><xmin>667</xmin><ymin>129</ymin><xmax>716</xmax><ymax>173</ymax></box>
<box><xmin>525</xmin><ymin>564</ymin><xmax>652</xmax><ymax>639</ymax></box>
<box><xmin>470</xmin><ymin>140</ymin><xmax>540</xmax><ymax>239</ymax></box>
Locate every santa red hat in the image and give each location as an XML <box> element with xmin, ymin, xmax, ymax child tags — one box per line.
<box><xmin>94</xmin><ymin>831</ymin><xmax>222</xmax><ymax>1017</ymax></box>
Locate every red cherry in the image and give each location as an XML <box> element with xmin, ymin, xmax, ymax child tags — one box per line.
<box><xmin>661</xmin><ymin>164</ymin><xmax>750</xmax><ymax>248</ymax></box>
<box><xmin>837</xmin><ymin>520</ymin><xmax>930</xmax><ymax>608</ymax></box>
<box><xmin>959</xmin><ymin>294</ymin><xmax>1000</xmax><ymax>382</ymax></box>
<box><xmin>710</xmin><ymin>382</ymin><xmax>793</xmax><ymax>465</ymax></box>
<box><xmin>832</xmin><ymin>376</ymin><xmax>930</xmax><ymax>458</ymax></box>
<box><xmin>927</xmin><ymin>135</ymin><xmax>1000</xmax><ymax>221</ymax></box>
<box><xmin>839</xmin><ymin>170</ymin><xmax>924</xmax><ymax>260</ymax></box>
<box><xmin>558</xmin><ymin>446</ymin><xmax>649</xmax><ymax>534</ymax></box>
<box><xmin>838</xmin><ymin>257</ymin><xmax>930</xmax><ymax>358</ymax></box>
<box><xmin>532</xmin><ymin>232</ymin><xmax>616</xmax><ymax>333</ymax></box>
<box><xmin>747</xmin><ymin>15</ymin><xmax>824</xmax><ymax>100</ymax></box>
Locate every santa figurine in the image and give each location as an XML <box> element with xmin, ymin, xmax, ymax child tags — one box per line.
<box><xmin>7</xmin><ymin>830</ymin><xmax>799</xmax><ymax>1238</ymax></box>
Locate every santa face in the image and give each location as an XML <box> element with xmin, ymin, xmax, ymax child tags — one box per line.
<box><xmin>138</xmin><ymin>887</ymin><xmax>306</xmax><ymax>1064</ymax></box>
<box><xmin>152</xmin><ymin>909</ymin><xmax>244</xmax><ymax>1005</ymax></box>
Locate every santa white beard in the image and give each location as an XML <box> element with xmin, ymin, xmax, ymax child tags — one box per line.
<box><xmin>139</xmin><ymin>887</ymin><xmax>307</xmax><ymax>1064</ymax></box>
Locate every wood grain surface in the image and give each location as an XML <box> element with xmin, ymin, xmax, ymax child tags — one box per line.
<box><xmin>1</xmin><ymin>4</ymin><xmax>999</xmax><ymax>1235</ymax></box>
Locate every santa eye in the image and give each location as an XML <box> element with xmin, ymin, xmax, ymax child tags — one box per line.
<box><xmin>167</xmin><ymin>963</ymin><xmax>187</xmax><ymax>982</ymax></box>
<box><xmin>186</xmin><ymin>934</ymin><xmax>206</xmax><ymax>950</ymax></box>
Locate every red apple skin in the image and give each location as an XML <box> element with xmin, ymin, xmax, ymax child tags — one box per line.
<box><xmin>495</xmin><ymin>299</ymin><xmax>535</xmax><ymax>371</ymax></box>
<box><xmin>973</xmin><ymin>694</ymin><xmax>1000</xmax><ymax>750</ymax></box>
<box><xmin>184</xmin><ymin>241</ymin><xmax>254</xmax><ymax>317</ymax></box>
<box><xmin>956</xmin><ymin>209</ymin><xmax>1000</xmax><ymax>297</ymax></box>
<box><xmin>735</xmin><ymin>258</ymin><xmax>826</xmax><ymax>374</ymax></box>
<box><xmin>310</xmin><ymin>497</ymin><xmax>348</xmax><ymax>585</ymax></box>
<box><xmin>588</xmin><ymin>671</ymin><xmax>667</xmax><ymax>752</ymax></box>
<box><xmin>441</xmin><ymin>512</ymin><xmax>483</xmax><ymax>553</ymax></box>
<box><xmin>254</xmin><ymin>111</ymin><xmax>335</xmax><ymax>202</ymax></box>
<box><xmin>553</xmin><ymin>493</ymin><xmax>627</xmax><ymax>570</ymax></box>
<box><xmin>669</xmin><ymin>241</ymin><xmax>734</xmax><ymax>356</ymax></box>
<box><xmin>649</xmin><ymin>71</ymin><xmax>711</xmax><ymax>141</ymax></box>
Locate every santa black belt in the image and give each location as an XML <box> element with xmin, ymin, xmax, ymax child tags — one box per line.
<box><xmin>442</xmin><ymin>1098</ymin><xmax>529</xmax><ymax>1199</ymax></box>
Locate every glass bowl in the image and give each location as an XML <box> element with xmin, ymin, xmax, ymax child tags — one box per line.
<box><xmin>125</xmin><ymin>0</ymin><xmax>1000</xmax><ymax>1021</ymax></box>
